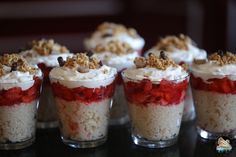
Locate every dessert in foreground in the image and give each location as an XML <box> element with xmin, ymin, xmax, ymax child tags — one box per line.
<box><xmin>0</xmin><ymin>54</ymin><xmax>42</xmax><ymax>150</ymax></box>
<box><xmin>122</xmin><ymin>52</ymin><xmax>189</xmax><ymax>148</ymax></box>
<box><xmin>84</xmin><ymin>22</ymin><xmax>145</xmax><ymax>54</ymax></box>
<box><xmin>20</xmin><ymin>39</ymin><xmax>73</xmax><ymax>129</ymax></box>
<box><xmin>145</xmin><ymin>34</ymin><xmax>207</xmax><ymax>122</ymax></box>
<box><xmin>191</xmin><ymin>51</ymin><xmax>236</xmax><ymax>139</ymax></box>
<box><xmin>92</xmin><ymin>40</ymin><xmax>139</xmax><ymax>125</ymax></box>
<box><xmin>49</xmin><ymin>53</ymin><xmax>117</xmax><ymax>148</ymax></box>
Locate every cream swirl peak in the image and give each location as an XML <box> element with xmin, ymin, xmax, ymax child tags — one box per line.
<box><xmin>20</xmin><ymin>39</ymin><xmax>72</xmax><ymax>67</ymax></box>
<box><xmin>84</xmin><ymin>22</ymin><xmax>145</xmax><ymax>50</ymax></box>
<box><xmin>146</xmin><ymin>34</ymin><xmax>207</xmax><ymax>64</ymax></box>
<box><xmin>123</xmin><ymin>52</ymin><xmax>188</xmax><ymax>82</ymax></box>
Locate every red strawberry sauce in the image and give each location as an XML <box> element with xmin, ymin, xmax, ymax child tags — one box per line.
<box><xmin>0</xmin><ymin>77</ymin><xmax>42</xmax><ymax>106</ymax></box>
<box><xmin>123</xmin><ymin>78</ymin><xmax>188</xmax><ymax>106</ymax></box>
<box><xmin>191</xmin><ymin>74</ymin><xmax>236</xmax><ymax>94</ymax></box>
<box><xmin>51</xmin><ymin>81</ymin><xmax>116</xmax><ymax>104</ymax></box>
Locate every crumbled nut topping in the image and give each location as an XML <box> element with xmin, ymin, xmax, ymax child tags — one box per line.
<box><xmin>155</xmin><ymin>34</ymin><xmax>191</xmax><ymax>52</ymax></box>
<box><xmin>96</xmin><ymin>22</ymin><xmax>139</xmax><ymax>38</ymax></box>
<box><xmin>93</xmin><ymin>40</ymin><xmax>133</xmax><ymax>55</ymax></box>
<box><xmin>134</xmin><ymin>52</ymin><xmax>178</xmax><ymax>70</ymax></box>
<box><xmin>31</xmin><ymin>39</ymin><xmax>69</xmax><ymax>56</ymax></box>
<box><xmin>62</xmin><ymin>53</ymin><xmax>101</xmax><ymax>73</ymax></box>
<box><xmin>208</xmin><ymin>51</ymin><xmax>236</xmax><ymax>66</ymax></box>
<box><xmin>0</xmin><ymin>54</ymin><xmax>37</xmax><ymax>76</ymax></box>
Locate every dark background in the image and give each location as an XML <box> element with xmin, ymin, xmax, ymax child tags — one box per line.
<box><xmin>0</xmin><ymin>0</ymin><xmax>235</xmax><ymax>54</ymax></box>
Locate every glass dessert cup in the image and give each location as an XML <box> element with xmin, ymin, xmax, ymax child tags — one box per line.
<box><xmin>109</xmin><ymin>71</ymin><xmax>129</xmax><ymax>125</ymax></box>
<box><xmin>37</xmin><ymin>63</ymin><xmax>58</xmax><ymax>129</ymax></box>
<box><xmin>0</xmin><ymin>77</ymin><xmax>42</xmax><ymax>150</ymax></box>
<box><xmin>191</xmin><ymin>72</ymin><xmax>236</xmax><ymax>140</ymax></box>
<box><xmin>122</xmin><ymin>73</ymin><xmax>189</xmax><ymax>148</ymax></box>
<box><xmin>50</xmin><ymin>76</ymin><xmax>116</xmax><ymax>148</ymax></box>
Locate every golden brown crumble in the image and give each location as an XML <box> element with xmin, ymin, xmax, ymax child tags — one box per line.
<box><xmin>208</xmin><ymin>51</ymin><xmax>236</xmax><ymax>66</ymax></box>
<box><xmin>62</xmin><ymin>53</ymin><xmax>101</xmax><ymax>73</ymax></box>
<box><xmin>0</xmin><ymin>54</ymin><xmax>37</xmax><ymax>76</ymax></box>
<box><xmin>31</xmin><ymin>39</ymin><xmax>69</xmax><ymax>56</ymax></box>
<box><xmin>155</xmin><ymin>34</ymin><xmax>191</xmax><ymax>52</ymax></box>
<box><xmin>134</xmin><ymin>52</ymin><xmax>178</xmax><ymax>70</ymax></box>
<box><xmin>93</xmin><ymin>40</ymin><xmax>133</xmax><ymax>55</ymax></box>
<box><xmin>96</xmin><ymin>22</ymin><xmax>139</xmax><ymax>38</ymax></box>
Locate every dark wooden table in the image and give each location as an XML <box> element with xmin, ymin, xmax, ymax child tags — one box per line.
<box><xmin>0</xmin><ymin>121</ymin><xmax>235</xmax><ymax>157</ymax></box>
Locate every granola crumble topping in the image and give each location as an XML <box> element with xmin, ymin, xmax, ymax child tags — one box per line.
<box><xmin>155</xmin><ymin>34</ymin><xmax>191</xmax><ymax>52</ymax></box>
<box><xmin>208</xmin><ymin>51</ymin><xmax>236</xmax><ymax>66</ymax></box>
<box><xmin>93</xmin><ymin>40</ymin><xmax>133</xmax><ymax>55</ymax></box>
<box><xmin>0</xmin><ymin>54</ymin><xmax>37</xmax><ymax>76</ymax></box>
<box><xmin>61</xmin><ymin>53</ymin><xmax>101</xmax><ymax>73</ymax></box>
<box><xmin>31</xmin><ymin>39</ymin><xmax>69</xmax><ymax>56</ymax></box>
<box><xmin>134</xmin><ymin>52</ymin><xmax>178</xmax><ymax>70</ymax></box>
<box><xmin>96</xmin><ymin>22</ymin><xmax>139</xmax><ymax>38</ymax></box>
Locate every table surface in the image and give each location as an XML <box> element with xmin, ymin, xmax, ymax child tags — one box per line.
<box><xmin>0</xmin><ymin>121</ymin><xmax>235</xmax><ymax>157</ymax></box>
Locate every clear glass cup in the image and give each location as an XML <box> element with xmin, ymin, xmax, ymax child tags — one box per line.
<box><xmin>37</xmin><ymin>63</ymin><xmax>58</xmax><ymax>128</ymax></box>
<box><xmin>191</xmin><ymin>71</ymin><xmax>236</xmax><ymax>139</ymax></box>
<box><xmin>109</xmin><ymin>71</ymin><xmax>129</xmax><ymax>125</ymax></box>
<box><xmin>50</xmin><ymin>75</ymin><xmax>116</xmax><ymax>148</ymax></box>
<box><xmin>0</xmin><ymin>77</ymin><xmax>42</xmax><ymax>150</ymax></box>
<box><xmin>122</xmin><ymin>72</ymin><xmax>189</xmax><ymax>148</ymax></box>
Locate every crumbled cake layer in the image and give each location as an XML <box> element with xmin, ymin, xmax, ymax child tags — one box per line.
<box><xmin>134</xmin><ymin>52</ymin><xmax>178</xmax><ymax>70</ymax></box>
<box><xmin>0</xmin><ymin>54</ymin><xmax>37</xmax><ymax>76</ymax></box>
<box><xmin>155</xmin><ymin>34</ymin><xmax>191</xmax><ymax>52</ymax></box>
<box><xmin>31</xmin><ymin>39</ymin><xmax>68</xmax><ymax>56</ymax></box>
<box><xmin>62</xmin><ymin>53</ymin><xmax>101</xmax><ymax>73</ymax></box>
<box><xmin>97</xmin><ymin>22</ymin><xmax>139</xmax><ymax>38</ymax></box>
<box><xmin>93</xmin><ymin>40</ymin><xmax>133</xmax><ymax>55</ymax></box>
<box><xmin>208</xmin><ymin>51</ymin><xmax>236</xmax><ymax>66</ymax></box>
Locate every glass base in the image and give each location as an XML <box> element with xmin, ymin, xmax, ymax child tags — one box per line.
<box><xmin>61</xmin><ymin>136</ymin><xmax>107</xmax><ymax>148</ymax></box>
<box><xmin>197</xmin><ymin>127</ymin><xmax>236</xmax><ymax>140</ymax></box>
<box><xmin>0</xmin><ymin>136</ymin><xmax>35</xmax><ymax>150</ymax></box>
<box><xmin>109</xmin><ymin>115</ymin><xmax>129</xmax><ymax>125</ymax></box>
<box><xmin>132</xmin><ymin>134</ymin><xmax>177</xmax><ymax>148</ymax></box>
<box><xmin>37</xmin><ymin>121</ymin><xmax>58</xmax><ymax>129</ymax></box>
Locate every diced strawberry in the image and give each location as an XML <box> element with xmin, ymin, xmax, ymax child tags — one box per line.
<box><xmin>142</xmin><ymin>79</ymin><xmax>152</xmax><ymax>92</ymax></box>
<box><xmin>22</xmin><ymin>95</ymin><xmax>34</xmax><ymax>103</ymax></box>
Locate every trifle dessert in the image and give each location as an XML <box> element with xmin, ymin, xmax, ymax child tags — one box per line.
<box><xmin>92</xmin><ymin>40</ymin><xmax>139</xmax><ymax>125</ymax></box>
<box><xmin>191</xmin><ymin>51</ymin><xmax>236</xmax><ymax>139</ymax></box>
<box><xmin>145</xmin><ymin>34</ymin><xmax>207</xmax><ymax>121</ymax></box>
<box><xmin>20</xmin><ymin>39</ymin><xmax>73</xmax><ymax>128</ymax></box>
<box><xmin>122</xmin><ymin>52</ymin><xmax>189</xmax><ymax>148</ymax></box>
<box><xmin>84</xmin><ymin>22</ymin><xmax>145</xmax><ymax>54</ymax></box>
<box><xmin>49</xmin><ymin>53</ymin><xmax>117</xmax><ymax>148</ymax></box>
<box><xmin>0</xmin><ymin>54</ymin><xmax>42</xmax><ymax>150</ymax></box>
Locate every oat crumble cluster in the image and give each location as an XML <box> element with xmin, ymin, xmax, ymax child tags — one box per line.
<box><xmin>93</xmin><ymin>40</ymin><xmax>133</xmax><ymax>55</ymax></box>
<box><xmin>208</xmin><ymin>51</ymin><xmax>236</xmax><ymax>66</ymax></box>
<box><xmin>0</xmin><ymin>54</ymin><xmax>37</xmax><ymax>76</ymax></box>
<box><xmin>30</xmin><ymin>39</ymin><xmax>69</xmax><ymax>56</ymax></box>
<box><xmin>155</xmin><ymin>34</ymin><xmax>191</xmax><ymax>52</ymax></box>
<box><xmin>134</xmin><ymin>52</ymin><xmax>178</xmax><ymax>70</ymax></box>
<box><xmin>61</xmin><ymin>53</ymin><xmax>101</xmax><ymax>73</ymax></box>
<box><xmin>96</xmin><ymin>22</ymin><xmax>139</xmax><ymax>38</ymax></box>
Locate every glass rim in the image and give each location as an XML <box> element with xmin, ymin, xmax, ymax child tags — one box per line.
<box><xmin>191</xmin><ymin>68</ymin><xmax>236</xmax><ymax>77</ymax></box>
<box><xmin>121</xmin><ymin>70</ymin><xmax>189</xmax><ymax>83</ymax></box>
<box><xmin>0</xmin><ymin>75</ymin><xmax>43</xmax><ymax>85</ymax></box>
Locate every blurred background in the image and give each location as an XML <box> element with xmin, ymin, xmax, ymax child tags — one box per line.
<box><xmin>0</xmin><ymin>0</ymin><xmax>235</xmax><ymax>53</ymax></box>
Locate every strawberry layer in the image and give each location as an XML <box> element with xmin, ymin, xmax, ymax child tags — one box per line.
<box><xmin>51</xmin><ymin>81</ymin><xmax>116</xmax><ymax>104</ymax></box>
<box><xmin>38</xmin><ymin>63</ymin><xmax>53</xmax><ymax>85</ymax></box>
<box><xmin>191</xmin><ymin>74</ymin><xmax>236</xmax><ymax>94</ymax></box>
<box><xmin>0</xmin><ymin>77</ymin><xmax>42</xmax><ymax>106</ymax></box>
<box><xmin>123</xmin><ymin>79</ymin><xmax>188</xmax><ymax>106</ymax></box>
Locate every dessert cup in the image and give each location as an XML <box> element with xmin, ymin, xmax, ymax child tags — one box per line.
<box><xmin>0</xmin><ymin>77</ymin><xmax>42</xmax><ymax>150</ymax></box>
<box><xmin>50</xmin><ymin>76</ymin><xmax>116</xmax><ymax>148</ymax></box>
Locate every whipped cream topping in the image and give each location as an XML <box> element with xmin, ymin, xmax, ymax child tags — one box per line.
<box><xmin>123</xmin><ymin>66</ymin><xmax>188</xmax><ymax>83</ymax></box>
<box><xmin>84</xmin><ymin>23</ymin><xmax>145</xmax><ymax>50</ymax></box>
<box><xmin>50</xmin><ymin>65</ymin><xmax>117</xmax><ymax>88</ymax></box>
<box><xmin>192</xmin><ymin>61</ymin><xmax>236</xmax><ymax>81</ymax></box>
<box><xmin>20</xmin><ymin>49</ymin><xmax>73</xmax><ymax>67</ymax></box>
<box><xmin>92</xmin><ymin>51</ymin><xmax>139</xmax><ymax>72</ymax></box>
